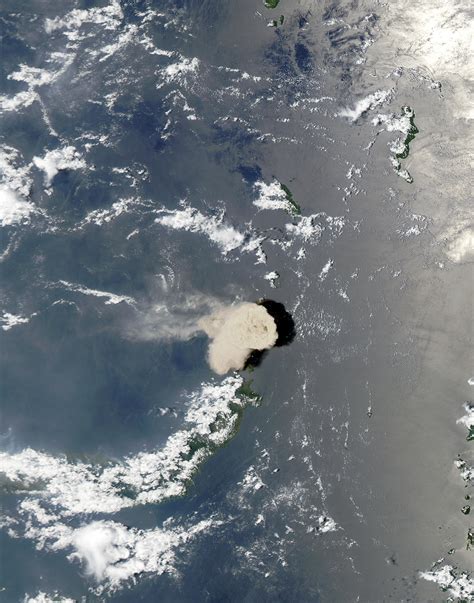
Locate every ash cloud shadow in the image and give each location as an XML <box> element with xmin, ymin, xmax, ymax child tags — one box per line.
<box><xmin>244</xmin><ymin>299</ymin><xmax>296</xmax><ymax>370</ymax></box>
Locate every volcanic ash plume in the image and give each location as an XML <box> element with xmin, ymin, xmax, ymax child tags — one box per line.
<box><xmin>199</xmin><ymin>303</ymin><xmax>278</xmax><ymax>374</ymax></box>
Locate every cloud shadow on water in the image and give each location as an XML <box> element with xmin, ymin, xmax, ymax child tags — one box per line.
<box><xmin>244</xmin><ymin>299</ymin><xmax>296</xmax><ymax>370</ymax></box>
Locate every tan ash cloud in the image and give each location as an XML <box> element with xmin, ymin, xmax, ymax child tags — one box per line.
<box><xmin>126</xmin><ymin>294</ymin><xmax>281</xmax><ymax>375</ymax></box>
<box><xmin>199</xmin><ymin>302</ymin><xmax>277</xmax><ymax>374</ymax></box>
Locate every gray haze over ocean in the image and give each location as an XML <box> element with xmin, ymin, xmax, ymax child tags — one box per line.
<box><xmin>0</xmin><ymin>1</ymin><xmax>472</xmax><ymax>601</ymax></box>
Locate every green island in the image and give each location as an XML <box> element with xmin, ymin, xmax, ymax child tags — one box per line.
<box><xmin>236</xmin><ymin>380</ymin><xmax>263</xmax><ymax>404</ymax></box>
<box><xmin>466</xmin><ymin>425</ymin><xmax>474</xmax><ymax>442</ymax></box>
<box><xmin>467</xmin><ymin>528</ymin><xmax>474</xmax><ymax>550</ymax></box>
<box><xmin>280</xmin><ymin>182</ymin><xmax>301</xmax><ymax>216</ymax></box>
<box><xmin>269</xmin><ymin>15</ymin><xmax>285</xmax><ymax>27</ymax></box>
<box><xmin>395</xmin><ymin>106</ymin><xmax>419</xmax><ymax>160</ymax></box>
<box><xmin>390</xmin><ymin>106</ymin><xmax>419</xmax><ymax>184</ymax></box>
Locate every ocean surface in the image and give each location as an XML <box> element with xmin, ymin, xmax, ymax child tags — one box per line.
<box><xmin>0</xmin><ymin>1</ymin><xmax>472</xmax><ymax>601</ymax></box>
